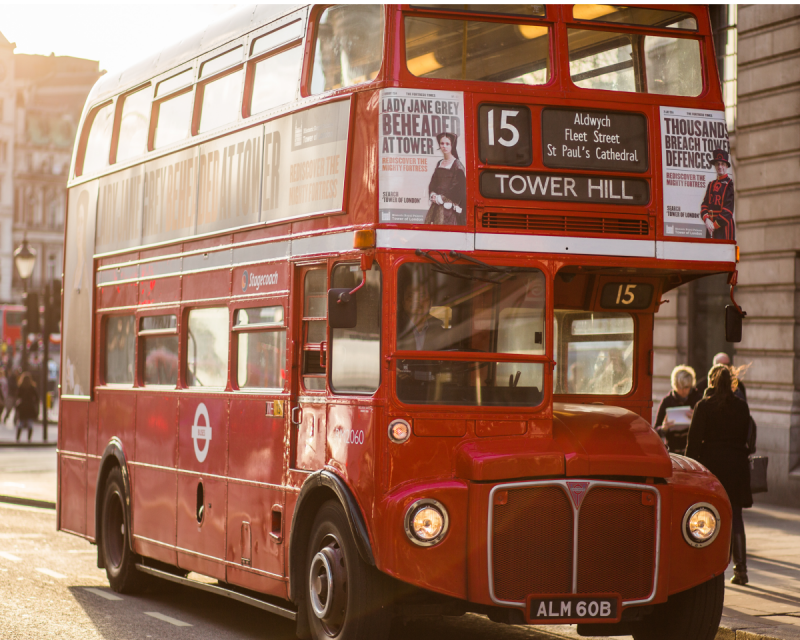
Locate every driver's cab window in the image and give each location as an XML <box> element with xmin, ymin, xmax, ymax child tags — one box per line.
<box><xmin>302</xmin><ymin>269</ymin><xmax>328</xmax><ymax>391</ymax></box>
<box><xmin>554</xmin><ymin>311</ymin><xmax>634</xmax><ymax>395</ymax></box>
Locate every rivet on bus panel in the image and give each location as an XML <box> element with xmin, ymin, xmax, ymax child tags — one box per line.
<box><xmin>353</xmin><ymin>229</ymin><xmax>376</xmax><ymax>249</ymax></box>
<box><xmin>642</xmin><ymin>492</ymin><xmax>655</xmax><ymax>506</ymax></box>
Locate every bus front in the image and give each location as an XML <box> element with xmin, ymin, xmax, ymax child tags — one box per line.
<box><xmin>368</xmin><ymin>5</ymin><xmax>733</xmax><ymax>637</ymax></box>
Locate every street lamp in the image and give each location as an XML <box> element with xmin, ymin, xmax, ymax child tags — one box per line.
<box><xmin>13</xmin><ymin>237</ymin><xmax>36</xmax><ymax>373</ymax></box>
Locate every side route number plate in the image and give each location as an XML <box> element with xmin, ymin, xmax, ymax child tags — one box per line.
<box><xmin>527</xmin><ymin>594</ymin><xmax>621</xmax><ymax>624</ymax></box>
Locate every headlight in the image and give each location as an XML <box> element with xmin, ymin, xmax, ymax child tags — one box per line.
<box><xmin>388</xmin><ymin>419</ymin><xmax>411</xmax><ymax>444</ymax></box>
<box><xmin>404</xmin><ymin>499</ymin><xmax>449</xmax><ymax>546</ymax></box>
<box><xmin>682</xmin><ymin>503</ymin><xmax>721</xmax><ymax>548</ymax></box>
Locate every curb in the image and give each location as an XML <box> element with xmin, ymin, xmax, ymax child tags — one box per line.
<box><xmin>718</xmin><ymin>627</ymin><xmax>793</xmax><ymax>640</ymax></box>
<box><xmin>0</xmin><ymin>442</ymin><xmax>57</xmax><ymax>448</ymax></box>
<box><xmin>0</xmin><ymin>494</ymin><xmax>56</xmax><ymax>510</ymax></box>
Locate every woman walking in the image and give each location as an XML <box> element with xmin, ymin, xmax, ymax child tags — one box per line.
<box><xmin>686</xmin><ymin>364</ymin><xmax>752</xmax><ymax>585</ymax></box>
<box><xmin>15</xmin><ymin>372</ymin><xmax>39</xmax><ymax>443</ymax></box>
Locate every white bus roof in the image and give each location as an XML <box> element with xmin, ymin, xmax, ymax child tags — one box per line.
<box><xmin>84</xmin><ymin>4</ymin><xmax>302</xmax><ymax>107</ymax></box>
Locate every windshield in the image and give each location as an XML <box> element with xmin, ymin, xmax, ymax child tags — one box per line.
<box><xmin>395</xmin><ymin>261</ymin><xmax>546</xmax><ymax>407</ymax></box>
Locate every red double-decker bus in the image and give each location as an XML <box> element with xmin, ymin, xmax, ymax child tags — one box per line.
<box><xmin>58</xmin><ymin>5</ymin><xmax>740</xmax><ymax>640</ymax></box>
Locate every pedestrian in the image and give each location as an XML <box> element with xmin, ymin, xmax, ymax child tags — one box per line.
<box><xmin>0</xmin><ymin>369</ymin><xmax>6</xmax><ymax>423</ymax></box>
<box><xmin>654</xmin><ymin>365</ymin><xmax>703</xmax><ymax>454</ymax></box>
<box><xmin>686</xmin><ymin>364</ymin><xmax>752</xmax><ymax>585</ymax></box>
<box><xmin>696</xmin><ymin>352</ymin><xmax>747</xmax><ymax>400</ymax></box>
<box><xmin>2</xmin><ymin>367</ymin><xmax>19</xmax><ymax>424</ymax></box>
<box><xmin>15</xmin><ymin>372</ymin><xmax>39</xmax><ymax>443</ymax></box>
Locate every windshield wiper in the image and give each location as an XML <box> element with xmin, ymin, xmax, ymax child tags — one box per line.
<box><xmin>448</xmin><ymin>251</ymin><xmax>519</xmax><ymax>273</ymax></box>
<box><xmin>415</xmin><ymin>250</ymin><xmax>503</xmax><ymax>284</ymax></box>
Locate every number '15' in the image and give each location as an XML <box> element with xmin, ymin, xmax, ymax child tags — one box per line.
<box><xmin>487</xmin><ymin>109</ymin><xmax>520</xmax><ymax>147</ymax></box>
<box><xmin>616</xmin><ymin>284</ymin><xmax>637</xmax><ymax>305</ymax></box>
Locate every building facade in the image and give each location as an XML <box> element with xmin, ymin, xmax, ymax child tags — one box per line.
<box><xmin>654</xmin><ymin>5</ymin><xmax>800</xmax><ymax>508</ymax></box>
<box><xmin>0</xmin><ymin>39</ymin><xmax>102</xmax><ymax>304</ymax></box>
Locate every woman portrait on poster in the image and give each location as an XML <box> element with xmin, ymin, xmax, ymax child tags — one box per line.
<box><xmin>425</xmin><ymin>132</ymin><xmax>466</xmax><ymax>226</ymax></box>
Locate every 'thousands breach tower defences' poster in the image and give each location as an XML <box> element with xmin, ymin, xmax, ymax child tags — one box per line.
<box><xmin>379</xmin><ymin>88</ymin><xmax>467</xmax><ymax>225</ymax></box>
<box><xmin>660</xmin><ymin>107</ymin><xmax>733</xmax><ymax>239</ymax></box>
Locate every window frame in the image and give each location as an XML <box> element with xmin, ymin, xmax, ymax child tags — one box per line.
<box><xmin>243</xmin><ymin>36</ymin><xmax>304</xmax><ymax>120</ymax></box>
<box><xmin>303</xmin><ymin>4</ymin><xmax>389</xmax><ymax>98</ymax></box>
<box><xmin>75</xmin><ymin>99</ymin><xmax>113</xmax><ymax>177</ymax></box>
<box><xmin>137</xmin><ymin>309</ymin><xmax>180</xmax><ymax>389</ymax></box>
<box><xmin>192</xmin><ymin>46</ymin><xmax>246</xmax><ymax>136</ymax></box>
<box><xmin>183</xmin><ymin>305</ymin><xmax>231</xmax><ymax>391</ymax></box>
<box><xmin>391</xmin><ymin>256</ymin><xmax>553</xmax><ymax>411</ymax></box>
<box><xmin>110</xmin><ymin>82</ymin><xmax>153</xmax><ymax>165</ymax></box>
<box><xmin>300</xmin><ymin>265</ymin><xmax>329</xmax><ymax>393</ymax></box>
<box><xmin>563</xmin><ymin>5</ymin><xmax>708</xmax><ymax>98</ymax></box>
<box><xmin>231</xmin><ymin>299</ymin><xmax>288</xmax><ymax>393</ymax></box>
<box><xmin>329</xmin><ymin>260</ymin><xmax>383</xmax><ymax>396</ymax></box>
<box><xmin>148</xmin><ymin>68</ymin><xmax>196</xmax><ymax>152</ymax></box>
<box><xmin>552</xmin><ymin>309</ymin><xmax>637</xmax><ymax>398</ymax></box>
<box><xmin>399</xmin><ymin>5</ymin><xmax>557</xmax><ymax>90</ymax></box>
<box><xmin>101</xmin><ymin>313</ymin><xmax>137</xmax><ymax>387</ymax></box>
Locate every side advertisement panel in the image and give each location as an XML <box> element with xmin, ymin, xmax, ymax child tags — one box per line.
<box><xmin>660</xmin><ymin>107</ymin><xmax>733</xmax><ymax>240</ymax></box>
<box><xmin>63</xmin><ymin>181</ymin><xmax>98</xmax><ymax>397</ymax></box>
<box><xmin>379</xmin><ymin>88</ymin><xmax>466</xmax><ymax>226</ymax></box>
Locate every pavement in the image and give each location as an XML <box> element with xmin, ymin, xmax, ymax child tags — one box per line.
<box><xmin>0</xmin><ymin>444</ymin><xmax>797</xmax><ymax>640</ymax></box>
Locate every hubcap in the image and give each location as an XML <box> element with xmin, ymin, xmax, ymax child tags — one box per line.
<box><xmin>308</xmin><ymin>535</ymin><xmax>347</xmax><ymax>635</ymax></box>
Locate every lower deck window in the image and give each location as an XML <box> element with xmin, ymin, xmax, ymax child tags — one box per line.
<box><xmin>143</xmin><ymin>335</ymin><xmax>179</xmax><ymax>386</ymax></box>
<box><xmin>187</xmin><ymin>307</ymin><xmax>229</xmax><ymax>388</ymax></box>
<box><xmin>105</xmin><ymin>315</ymin><xmax>135</xmax><ymax>384</ymax></box>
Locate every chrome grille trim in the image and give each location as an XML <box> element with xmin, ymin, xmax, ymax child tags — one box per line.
<box><xmin>487</xmin><ymin>479</ymin><xmax>661</xmax><ymax>609</ymax></box>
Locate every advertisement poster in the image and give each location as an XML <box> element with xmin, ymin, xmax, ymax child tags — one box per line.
<box><xmin>63</xmin><ymin>182</ymin><xmax>98</xmax><ymax>397</ymax></box>
<box><xmin>660</xmin><ymin>107</ymin><xmax>733</xmax><ymax>239</ymax></box>
<box><xmin>379</xmin><ymin>88</ymin><xmax>466</xmax><ymax>226</ymax></box>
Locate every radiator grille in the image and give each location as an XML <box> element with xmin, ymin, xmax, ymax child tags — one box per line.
<box><xmin>491</xmin><ymin>483</ymin><xmax>657</xmax><ymax>604</ymax></box>
<box><xmin>492</xmin><ymin>487</ymin><xmax>573</xmax><ymax>601</ymax></box>
<box><xmin>481</xmin><ymin>212</ymin><xmax>650</xmax><ymax>236</ymax></box>
<box><xmin>576</xmin><ymin>487</ymin><xmax>656</xmax><ymax>601</ymax></box>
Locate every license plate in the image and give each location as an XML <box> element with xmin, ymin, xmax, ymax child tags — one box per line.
<box><xmin>527</xmin><ymin>594</ymin><xmax>621</xmax><ymax>624</ymax></box>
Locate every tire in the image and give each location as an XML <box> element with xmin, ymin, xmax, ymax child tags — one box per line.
<box><xmin>632</xmin><ymin>574</ymin><xmax>724</xmax><ymax>640</ymax></box>
<box><xmin>304</xmin><ymin>500</ymin><xmax>391</xmax><ymax>640</ymax></box>
<box><xmin>101</xmin><ymin>467</ymin><xmax>144</xmax><ymax>593</ymax></box>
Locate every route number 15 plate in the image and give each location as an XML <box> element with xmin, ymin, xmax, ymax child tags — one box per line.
<box><xmin>527</xmin><ymin>594</ymin><xmax>621</xmax><ymax>624</ymax></box>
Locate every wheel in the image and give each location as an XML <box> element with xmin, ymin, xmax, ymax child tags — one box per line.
<box><xmin>632</xmin><ymin>574</ymin><xmax>724</xmax><ymax>640</ymax></box>
<box><xmin>304</xmin><ymin>501</ymin><xmax>391</xmax><ymax>640</ymax></box>
<box><xmin>101</xmin><ymin>467</ymin><xmax>144</xmax><ymax>593</ymax></box>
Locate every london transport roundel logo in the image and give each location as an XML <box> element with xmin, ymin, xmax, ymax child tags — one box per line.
<box><xmin>241</xmin><ymin>270</ymin><xmax>249</xmax><ymax>292</ymax></box>
<box><xmin>192</xmin><ymin>403</ymin><xmax>212</xmax><ymax>463</ymax></box>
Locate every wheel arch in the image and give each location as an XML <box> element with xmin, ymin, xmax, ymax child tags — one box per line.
<box><xmin>95</xmin><ymin>437</ymin><xmax>132</xmax><ymax>569</ymax></box>
<box><xmin>288</xmin><ymin>469</ymin><xmax>375</xmax><ymax>603</ymax></box>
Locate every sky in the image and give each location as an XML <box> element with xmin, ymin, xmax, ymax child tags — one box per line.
<box><xmin>0</xmin><ymin>4</ymin><xmax>240</xmax><ymax>75</ymax></box>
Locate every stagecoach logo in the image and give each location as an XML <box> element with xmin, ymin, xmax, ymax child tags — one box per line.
<box><xmin>191</xmin><ymin>403</ymin><xmax>212</xmax><ymax>463</ymax></box>
<box><xmin>242</xmin><ymin>270</ymin><xmax>279</xmax><ymax>293</ymax></box>
<box><xmin>567</xmin><ymin>481</ymin><xmax>590</xmax><ymax>509</ymax></box>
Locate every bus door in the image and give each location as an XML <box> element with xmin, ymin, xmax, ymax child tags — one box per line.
<box><xmin>291</xmin><ymin>265</ymin><xmax>328</xmax><ymax>471</ymax></box>
<box><xmin>227</xmin><ymin>298</ymin><xmax>289</xmax><ymax>583</ymax></box>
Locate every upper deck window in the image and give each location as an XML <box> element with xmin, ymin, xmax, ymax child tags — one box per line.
<box><xmin>249</xmin><ymin>23</ymin><xmax>304</xmax><ymax>116</ymax></box>
<box><xmin>405</xmin><ymin>16</ymin><xmax>550</xmax><ymax>85</ymax></box>
<box><xmin>80</xmin><ymin>101</ymin><xmax>113</xmax><ymax>176</ymax></box>
<box><xmin>413</xmin><ymin>5</ymin><xmax>546</xmax><ymax>18</ymax></box>
<box><xmin>115</xmin><ymin>86</ymin><xmax>151</xmax><ymax>163</ymax></box>
<box><xmin>152</xmin><ymin>70</ymin><xmax>193</xmax><ymax>150</ymax></box>
<box><xmin>568</xmin><ymin>29</ymin><xmax>702</xmax><ymax>96</ymax></box>
<box><xmin>198</xmin><ymin>48</ymin><xmax>244</xmax><ymax>134</ymax></box>
<box><xmin>573</xmin><ymin>5</ymin><xmax>697</xmax><ymax>31</ymax></box>
<box><xmin>310</xmin><ymin>5</ymin><xmax>384</xmax><ymax>94</ymax></box>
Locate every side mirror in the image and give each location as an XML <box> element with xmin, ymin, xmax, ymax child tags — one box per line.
<box><xmin>725</xmin><ymin>305</ymin><xmax>744</xmax><ymax>343</ymax></box>
<box><xmin>328</xmin><ymin>288</ymin><xmax>358</xmax><ymax>329</ymax></box>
